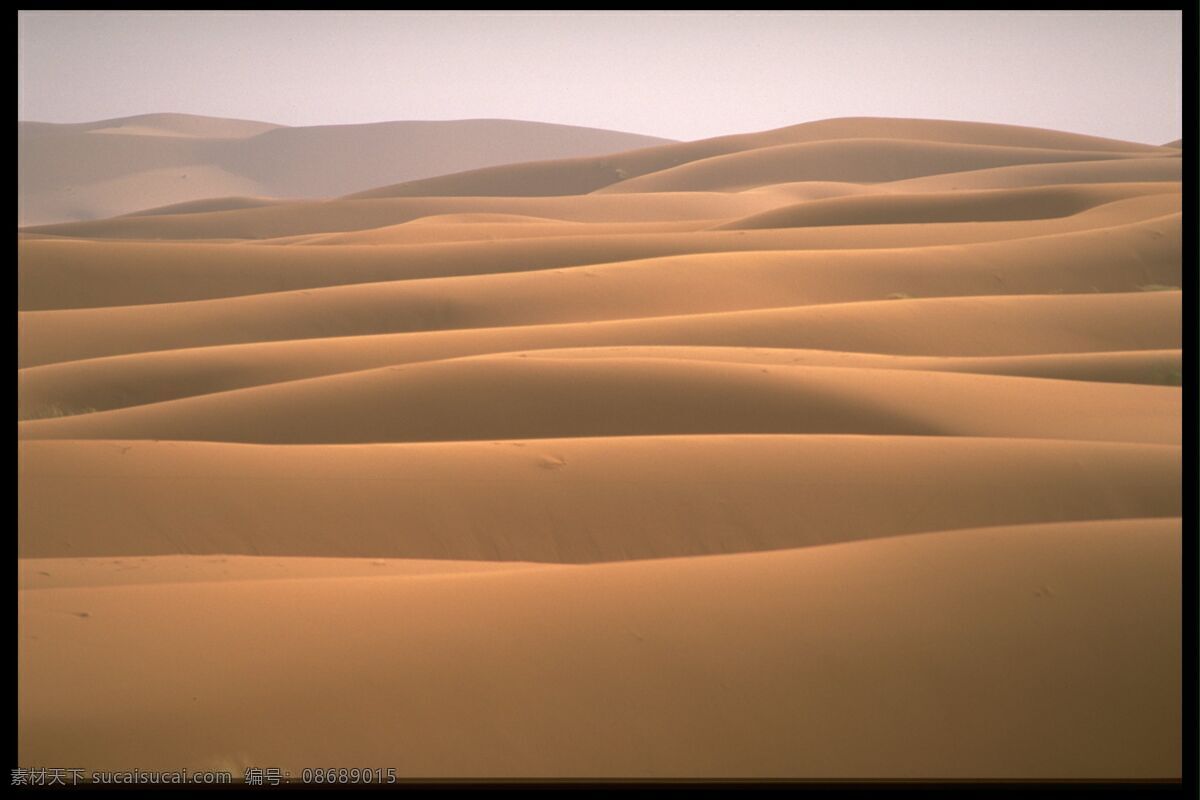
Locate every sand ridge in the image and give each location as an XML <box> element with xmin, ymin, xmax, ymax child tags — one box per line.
<box><xmin>16</xmin><ymin>213</ymin><xmax>1182</xmax><ymax>367</ymax></box>
<box><xmin>18</xmin><ymin>188</ymin><xmax>1180</xmax><ymax>311</ymax></box>
<box><xmin>18</xmin><ymin>115</ymin><xmax>673</xmax><ymax>226</ymax></box>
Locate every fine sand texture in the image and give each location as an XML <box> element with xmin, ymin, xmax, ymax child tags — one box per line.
<box><xmin>18</xmin><ymin>116</ymin><xmax>1181</xmax><ymax>780</ymax></box>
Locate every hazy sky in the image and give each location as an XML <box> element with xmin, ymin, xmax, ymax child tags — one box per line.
<box><xmin>18</xmin><ymin>10</ymin><xmax>1182</xmax><ymax>144</ymax></box>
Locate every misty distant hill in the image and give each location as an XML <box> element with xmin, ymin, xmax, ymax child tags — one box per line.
<box><xmin>17</xmin><ymin>113</ymin><xmax>674</xmax><ymax>225</ymax></box>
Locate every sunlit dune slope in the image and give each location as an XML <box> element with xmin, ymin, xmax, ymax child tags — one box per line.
<box><xmin>19</xmin><ymin>518</ymin><xmax>1181</xmax><ymax>778</ymax></box>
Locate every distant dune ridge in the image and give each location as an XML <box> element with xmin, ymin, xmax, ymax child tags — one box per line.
<box><xmin>17</xmin><ymin>115</ymin><xmax>1181</xmax><ymax>779</ymax></box>
<box><xmin>17</xmin><ymin>113</ymin><xmax>675</xmax><ymax>226</ymax></box>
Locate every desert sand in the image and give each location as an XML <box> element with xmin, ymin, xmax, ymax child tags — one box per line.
<box><xmin>17</xmin><ymin>116</ymin><xmax>1181</xmax><ymax>780</ymax></box>
<box><xmin>17</xmin><ymin>114</ymin><xmax>672</xmax><ymax>226</ymax></box>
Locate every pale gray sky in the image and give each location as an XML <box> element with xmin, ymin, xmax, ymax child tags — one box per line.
<box><xmin>17</xmin><ymin>10</ymin><xmax>1183</xmax><ymax>144</ymax></box>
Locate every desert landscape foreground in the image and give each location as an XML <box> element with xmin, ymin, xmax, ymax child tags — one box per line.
<box><xmin>17</xmin><ymin>115</ymin><xmax>1182</xmax><ymax>780</ymax></box>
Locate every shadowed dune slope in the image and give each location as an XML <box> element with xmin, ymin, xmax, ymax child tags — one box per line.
<box><xmin>18</xmin><ymin>347</ymin><xmax>1182</xmax><ymax>421</ymax></box>
<box><xmin>19</xmin><ymin>192</ymin><xmax>778</xmax><ymax>240</ymax></box>
<box><xmin>716</xmin><ymin>184</ymin><xmax>1177</xmax><ymax>229</ymax></box>
<box><xmin>887</xmin><ymin>156</ymin><xmax>1182</xmax><ymax>191</ymax></box>
<box><xmin>118</xmin><ymin>196</ymin><xmax>287</xmax><ymax>217</ymax></box>
<box><xmin>16</xmin><ymin>358</ymin><xmax>1181</xmax><ymax>446</ymax></box>
<box><xmin>596</xmin><ymin>139</ymin><xmax>1161</xmax><ymax>194</ymax></box>
<box><xmin>17</xmin><ymin>291</ymin><xmax>1182</xmax><ymax>418</ymax></box>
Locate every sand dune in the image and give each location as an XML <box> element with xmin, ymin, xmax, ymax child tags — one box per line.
<box><xmin>18</xmin><ymin>115</ymin><xmax>672</xmax><ymax>226</ymax></box>
<box><xmin>18</xmin><ymin>190</ymin><xmax>1179</xmax><ymax>310</ymax></box>
<box><xmin>19</xmin><ymin>192</ymin><xmax>783</xmax><ymax>240</ymax></box>
<box><xmin>887</xmin><ymin>155</ymin><xmax>1182</xmax><ymax>191</ymax></box>
<box><xmin>717</xmin><ymin>184</ymin><xmax>1176</xmax><ymax>229</ymax></box>
<box><xmin>353</xmin><ymin>116</ymin><xmax>1173</xmax><ymax>200</ymax></box>
<box><xmin>21</xmin><ymin>113</ymin><xmax>284</xmax><ymax>139</ymax></box>
<box><xmin>598</xmin><ymin>139</ymin><xmax>1160</xmax><ymax>194</ymax></box>
<box><xmin>18</xmin><ymin>291</ymin><xmax>1181</xmax><ymax>418</ymax></box>
<box><xmin>17</xmin><ymin>437</ymin><xmax>1180</xmax><ymax>560</ymax></box>
<box><xmin>17</xmin><ymin>357</ymin><xmax>1181</xmax><ymax>446</ymax></box>
<box><xmin>118</xmin><ymin>195</ymin><xmax>286</xmax><ymax>217</ymax></box>
<box><xmin>17</xmin><ymin>215</ymin><xmax>1181</xmax><ymax>367</ymax></box>
<box><xmin>723</xmin><ymin>116</ymin><xmax>1173</xmax><ymax>153</ymax></box>
<box><xmin>17</xmin><ymin>115</ymin><xmax>1181</xmax><ymax>779</ymax></box>
<box><xmin>18</xmin><ymin>346</ymin><xmax>1182</xmax><ymax>422</ymax></box>
<box><xmin>19</xmin><ymin>518</ymin><xmax>1181</xmax><ymax>777</ymax></box>
<box><xmin>357</xmin><ymin>135</ymin><xmax>1168</xmax><ymax>203</ymax></box>
<box><xmin>22</xmin><ymin>114</ymin><xmax>1176</xmax><ymax>233</ymax></box>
